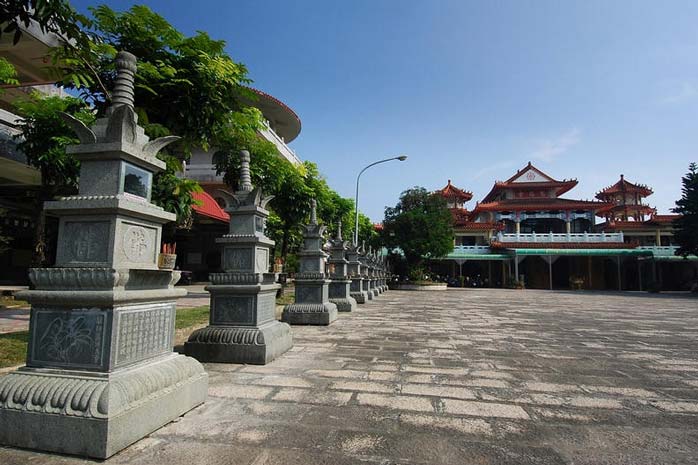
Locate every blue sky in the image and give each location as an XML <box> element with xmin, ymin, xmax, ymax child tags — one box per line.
<box><xmin>73</xmin><ymin>0</ymin><xmax>698</xmax><ymax>221</ymax></box>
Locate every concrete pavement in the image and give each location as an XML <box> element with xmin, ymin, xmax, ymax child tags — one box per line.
<box><xmin>1</xmin><ymin>289</ymin><xmax>698</xmax><ymax>464</ymax></box>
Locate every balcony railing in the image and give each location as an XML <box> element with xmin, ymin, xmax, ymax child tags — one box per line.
<box><xmin>183</xmin><ymin>163</ymin><xmax>222</xmax><ymax>183</ymax></box>
<box><xmin>637</xmin><ymin>245</ymin><xmax>678</xmax><ymax>256</ymax></box>
<box><xmin>495</xmin><ymin>231</ymin><xmax>625</xmax><ymax>243</ymax></box>
<box><xmin>451</xmin><ymin>245</ymin><xmax>492</xmax><ymax>254</ymax></box>
<box><xmin>260</xmin><ymin>122</ymin><xmax>302</xmax><ymax>165</ymax></box>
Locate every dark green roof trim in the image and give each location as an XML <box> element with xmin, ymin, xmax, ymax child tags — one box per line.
<box><xmin>508</xmin><ymin>248</ymin><xmax>653</xmax><ymax>256</ymax></box>
<box><xmin>443</xmin><ymin>253</ymin><xmax>511</xmax><ymax>260</ymax></box>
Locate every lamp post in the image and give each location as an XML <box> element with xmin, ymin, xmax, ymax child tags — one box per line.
<box><xmin>354</xmin><ymin>155</ymin><xmax>408</xmax><ymax>246</ymax></box>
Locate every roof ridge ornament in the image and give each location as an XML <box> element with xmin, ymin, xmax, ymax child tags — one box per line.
<box><xmin>107</xmin><ymin>51</ymin><xmax>137</xmax><ymax>115</ymax></box>
<box><xmin>239</xmin><ymin>149</ymin><xmax>253</xmax><ymax>192</ymax></box>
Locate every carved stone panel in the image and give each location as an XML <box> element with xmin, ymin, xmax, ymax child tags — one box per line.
<box><xmin>257</xmin><ymin>292</ymin><xmax>276</xmax><ymax>323</ymax></box>
<box><xmin>120</xmin><ymin>222</ymin><xmax>157</xmax><ymax>264</ymax></box>
<box><xmin>122</xmin><ymin>225</ymin><xmax>150</xmax><ymax>262</ymax></box>
<box><xmin>255</xmin><ymin>248</ymin><xmax>269</xmax><ymax>273</ymax></box>
<box><xmin>296</xmin><ymin>286</ymin><xmax>321</xmax><ymax>303</ymax></box>
<box><xmin>224</xmin><ymin>248</ymin><xmax>253</xmax><ymax>272</ymax></box>
<box><xmin>212</xmin><ymin>296</ymin><xmax>255</xmax><ymax>325</ymax></box>
<box><xmin>30</xmin><ymin>308</ymin><xmax>107</xmax><ymax>369</ymax></box>
<box><xmin>61</xmin><ymin>221</ymin><xmax>110</xmax><ymax>264</ymax></box>
<box><xmin>300</xmin><ymin>258</ymin><xmax>324</xmax><ymax>273</ymax></box>
<box><xmin>114</xmin><ymin>303</ymin><xmax>174</xmax><ymax>367</ymax></box>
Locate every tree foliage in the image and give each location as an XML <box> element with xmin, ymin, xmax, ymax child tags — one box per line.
<box><xmin>3</xmin><ymin>2</ymin><xmax>375</xmax><ymax>265</ymax></box>
<box><xmin>673</xmin><ymin>162</ymin><xmax>698</xmax><ymax>258</ymax></box>
<box><xmin>382</xmin><ymin>187</ymin><xmax>453</xmax><ymax>273</ymax></box>
<box><xmin>12</xmin><ymin>92</ymin><xmax>95</xmax><ymax>264</ymax></box>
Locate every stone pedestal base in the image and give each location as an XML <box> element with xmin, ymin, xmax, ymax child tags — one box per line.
<box><xmin>282</xmin><ymin>302</ymin><xmax>338</xmax><ymax>325</ymax></box>
<box><xmin>350</xmin><ymin>277</ymin><xmax>368</xmax><ymax>304</ymax></box>
<box><xmin>184</xmin><ymin>320</ymin><xmax>292</xmax><ymax>365</ymax></box>
<box><xmin>330</xmin><ymin>296</ymin><xmax>357</xmax><ymax>312</ymax></box>
<box><xmin>329</xmin><ymin>279</ymin><xmax>357</xmax><ymax>312</ymax></box>
<box><xmin>351</xmin><ymin>291</ymin><xmax>369</xmax><ymax>304</ymax></box>
<box><xmin>0</xmin><ymin>354</ymin><xmax>207</xmax><ymax>459</ymax></box>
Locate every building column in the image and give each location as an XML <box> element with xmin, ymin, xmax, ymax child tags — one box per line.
<box><xmin>655</xmin><ymin>229</ymin><xmax>662</xmax><ymax>246</ymax></box>
<box><xmin>616</xmin><ymin>257</ymin><xmax>622</xmax><ymax>291</ymax></box>
<box><xmin>501</xmin><ymin>261</ymin><xmax>506</xmax><ymax>287</ymax></box>
<box><xmin>565</xmin><ymin>211</ymin><xmax>571</xmax><ymax>234</ymax></box>
<box><xmin>587</xmin><ymin>256</ymin><xmax>593</xmax><ymax>289</ymax></box>
<box><xmin>515</xmin><ymin>220</ymin><xmax>521</xmax><ymax>235</ymax></box>
<box><xmin>637</xmin><ymin>259</ymin><xmax>642</xmax><ymax>291</ymax></box>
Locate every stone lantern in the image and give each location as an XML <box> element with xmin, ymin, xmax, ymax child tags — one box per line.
<box><xmin>0</xmin><ymin>52</ymin><xmax>208</xmax><ymax>459</ymax></box>
<box><xmin>282</xmin><ymin>200</ymin><xmax>338</xmax><ymax>325</ymax></box>
<box><xmin>184</xmin><ymin>150</ymin><xmax>292</xmax><ymax>364</ymax></box>
<box><xmin>327</xmin><ymin>221</ymin><xmax>357</xmax><ymax>312</ymax></box>
<box><xmin>347</xmin><ymin>243</ymin><xmax>368</xmax><ymax>304</ymax></box>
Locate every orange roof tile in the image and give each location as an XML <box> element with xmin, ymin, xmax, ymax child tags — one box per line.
<box><xmin>596</xmin><ymin>174</ymin><xmax>653</xmax><ymax>199</ymax></box>
<box><xmin>192</xmin><ymin>191</ymin><xmax>229</xmax><ymax>222</ymax></box>
<box><xmin>438</xmin><ymin>180</ymin><xmax>473</xmax><ymax>201</ymax></box>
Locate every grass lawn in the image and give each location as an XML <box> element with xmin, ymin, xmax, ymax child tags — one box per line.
<box><xmin>175</xmin><ymin>305</ymin><xmax>210</xmax><ymax>329</ymax></box>
<box><xmin>0</xmin><ymin>331</ymin><xmax>29</xmax><ymax>368</ymax></box>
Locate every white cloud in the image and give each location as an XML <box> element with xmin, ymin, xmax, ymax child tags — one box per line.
<box><xmin>530</xmin><ymin>128</ymin><xmax>581</xmax><ymax>162</ymax></box>
<box><xmin>659</xmin><ymin>81</ymin><xmax>698</xmax><ymax>104</ymax></box>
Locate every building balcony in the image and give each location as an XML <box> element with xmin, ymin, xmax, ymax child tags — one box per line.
<box><xmin>637</xmin><ymin>245</ymin><xmax>679</xmax><ymax>256</ymax></box>
<box><xmin>496</xmin><ymin>231</ymin><xmax>625</xmax><ymax>244</ymax></box>
<box><xmin>183</xmin><ymin>163</ymin><xmax>222</xmax><ymax>184</ymax></box>
<box><xmin>260</xmin><ymin>121</ymin><xmax>302</xmax><ymax>166</ymax></box>
<box><xmin>452</xmin><ymin>245</ymin><xmax>492</xmax><ymax>254</ymax></box>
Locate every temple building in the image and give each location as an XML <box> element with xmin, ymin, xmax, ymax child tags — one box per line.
<box><xmin>432</xmin><ymin>163</ymin><xmax>697</xmax><ymax>291</ymax></box>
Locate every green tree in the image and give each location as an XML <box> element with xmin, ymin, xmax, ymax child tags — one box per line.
<box><xmin>382</xmin><ymin>187</ymin><xmax>453</xmax><ymax>277</ymax></box>
<box><xmin>13</xmin><ymin>92</ymin><xmax>95</xmax><ymax>265</ymax></box>
<box><xmin>0</xmin><ymin>57</ymin><xmax>19</xmax><ymax>86</ymax></box>
<box><xmin>673</xmin><ymin>162</ymin><xmax>698</xmax><ymax>258</ymax></box>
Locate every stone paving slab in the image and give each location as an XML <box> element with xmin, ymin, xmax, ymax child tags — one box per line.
<box><xmin>2</xmin><ymin>289</ymin><xmax>698</xmax><ymax>464</ymax></box>
<box><xmin>0</xmin><ymin>308</ymin><xmax>29</xmax><ymax>334</ymax></box>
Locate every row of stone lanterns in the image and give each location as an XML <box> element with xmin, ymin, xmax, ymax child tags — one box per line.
<box><xmin>0</xmin><ymin>51</ymin><xmax>392</xmax><ymax>460</ymax></box>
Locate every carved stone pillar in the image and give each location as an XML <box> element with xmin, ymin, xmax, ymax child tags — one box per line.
<box><xmin>327</xmin><ymin>222</ymin><xmax>357</xmax><ymax>312</ymax></box>
<box><xmin>347</xmin><ymin>244</ymin><xmax>368</xmax><ymax>304</ymax></box>
<box><xmin>282</xmin><ymin>200</ymin><xmax>338</xmax><ymax>325</ymax></box>
<box><xmin>0</xmin><ymin>52</ymin><xmax>207</xmax><ymax>459</ymax></box>
<box><xmin>184</xmin><ymin>150</ymin><xmax>292</xmax><ymax>364</ymax></box>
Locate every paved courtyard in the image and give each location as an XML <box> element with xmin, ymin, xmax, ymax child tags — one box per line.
<box><xmin>2</xmin><ymin>289</ymin><xmax>698</xmax><ymax>464</ymax></box>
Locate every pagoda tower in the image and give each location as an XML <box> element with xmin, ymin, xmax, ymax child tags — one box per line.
<box><xmin>596</xmin><ymin>174</ymin><xmax>656</xmax><ymax>222</ymax></box>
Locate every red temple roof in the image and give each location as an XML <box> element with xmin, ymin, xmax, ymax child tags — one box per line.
<box><xmin>596</xmin><ymin>203</ymin><xmax>655</xmax><ymax>217</ymax></box>
<box><xmin>482</xmin><ymin>162</ymin><xmax>578</xmax><ymax>202</ymax></box>
<box><xmin>192</xmin><ymin>191</ymin><xmax>229</xmax><ymax>222</ymax></box>
<box><xmin>598</xmin><ymin>214</ymin><xmax>680</xmax><ymax>231</ymax></box>
<box><xmin>596</xmin><ymin>174</ymin><xmax>653</xmax><ymax>199</ymax></box>
<box><xmin>472</xmin><ymin>198</ymin><xmax>610</xmax><ymax>213</ymax></box>
<box><xmin>438</xmin><ymin>180</ymin><xmax>473</xmax><ymax>201</ymax></box>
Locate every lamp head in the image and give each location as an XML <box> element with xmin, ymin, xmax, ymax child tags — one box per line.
<box><xmin>396</xmin><ymin>155</ymin><xmax>408</xmax><ymax>161</ymax></box>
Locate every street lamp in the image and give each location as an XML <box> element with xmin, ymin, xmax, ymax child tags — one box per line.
<box><xmin>354</xmin><ymin>155</ymin><xmax>408</xmax><ymax>246</ymax></box>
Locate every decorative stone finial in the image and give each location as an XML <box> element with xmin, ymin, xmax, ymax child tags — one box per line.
<box><xmin>108</xmin><ymin>51</ymin><xmax>137</xmax><ymax>113</ymax></box>
<box><xmin>239</xmin><ymin>150</ymin><xmax>253</xmax><ymax>192</ymax></box>
<box><xmin>310</xmin><ymin>199</ymin><xmax>317</xmax><ymax>225</ymax></box>
<box><xmin>336</xmin><ymin>220</ymin><xmax>342</xmax><ymax>240</ymax></box>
